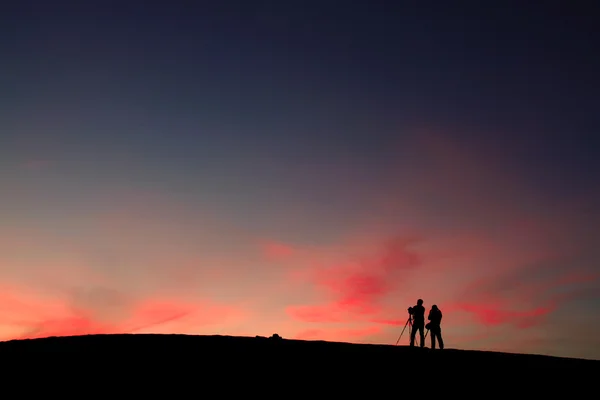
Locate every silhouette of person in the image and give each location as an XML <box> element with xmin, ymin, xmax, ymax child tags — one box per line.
<box><xmin>428</xmin><ymin>304</ymin><xmax>444</xmax><ymax>350</ymax></box>
<box><xmin>410</xmin><ymin>299</ymin><xmax>425</xmax><ymax>347</ymax></box>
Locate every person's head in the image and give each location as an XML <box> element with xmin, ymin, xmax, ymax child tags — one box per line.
<box><xmin>417</xmin><ymin>299</ymin><xmax>423</xmax><ymax>306</ymax></box>
<box><xmin>432</xmin><ymin>304</ymin><xmax>438</xmax><ymax>310</ymax></box>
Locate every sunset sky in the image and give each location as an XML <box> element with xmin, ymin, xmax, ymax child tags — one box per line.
<box><xmin>1</xmin><ymin>1</ymin><xmax>599</xmax><ymax>359</ymax></box>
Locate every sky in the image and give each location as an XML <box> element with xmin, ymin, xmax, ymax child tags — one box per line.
<box><xmin>1</xmin><ymin>1</ymin><xmax>599</xmax><ymax>359</ymax></box>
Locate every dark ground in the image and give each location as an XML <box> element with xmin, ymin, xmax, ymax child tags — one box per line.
<box><xmin>1</xmin><ymin>334</ymin><xmax>597</xmax><ymax>393</ymax></box>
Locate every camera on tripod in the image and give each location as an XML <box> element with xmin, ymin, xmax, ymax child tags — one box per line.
<box><xmin>407</xmin><ymin>306</ymin><xmax>414</xmax><ymax>315</ymax></box>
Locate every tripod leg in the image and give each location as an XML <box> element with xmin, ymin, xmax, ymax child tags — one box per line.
<box><xmin>395</xmin><ymin>317</ymin><xmax>411</xmax><ymax>346</ymax></box>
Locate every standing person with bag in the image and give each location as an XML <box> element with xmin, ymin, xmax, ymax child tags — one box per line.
<box><xmin>427</xmin><ymin>304</ymin><xmax>444</xmax><ymax>350</ymax></box>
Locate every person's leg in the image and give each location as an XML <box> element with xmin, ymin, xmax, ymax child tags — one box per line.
<box><xmin>409</xmin><ymin>325</ymin><xmax>416</xmax><ymax>346</ymax></box>
<box><xmin>430</xmin><ymin>330</ymin><xmax>437</xmax><ymax>349</ymax></box>
<box><xmin>438</xmin><ymin>329</ymin><xmax>444</xmax><ymax>349</ymax></box>
<box><xmin>419</xmin><ymin>326</ymin><xmax>425</xmax><ymax>347</ymax></box>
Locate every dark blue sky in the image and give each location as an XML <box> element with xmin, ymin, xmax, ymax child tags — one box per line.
<box><xmin>0</xmin><ymin>1</ymin><xmax>599</xmax><ymax>358</ymax></box>
<box><xmin>3</xmin><ymin>1</ymin><xmax>598</xmax><ymax>197</ymax></box>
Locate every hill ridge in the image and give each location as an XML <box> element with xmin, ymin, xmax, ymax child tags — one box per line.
<box><xmin>1</xmin><ymin>333</ymin><xmax>597</xmax><ymax>364</ymax></box>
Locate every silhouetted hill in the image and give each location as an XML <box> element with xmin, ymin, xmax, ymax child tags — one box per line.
<box><xmin>0</xmin><ymin>333</ymin><xmax>595</xmax><ymax>364</ymax></box>
<box><xmin>1</xmin><ymin>334</ymin><xmax>596</xmax><ymax>392</ymax></box>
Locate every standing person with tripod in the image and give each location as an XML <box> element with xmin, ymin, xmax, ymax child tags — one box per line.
<box><xmin>409</xmin><ymin>299</ymin><xmax>425</xmax><ymax>347</ymax></box>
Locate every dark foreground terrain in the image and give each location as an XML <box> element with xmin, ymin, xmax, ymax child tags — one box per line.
<box><xmin>1</xmin><ymin>334</ymin><xmax>597</xmax><ymax>393</ymax></box>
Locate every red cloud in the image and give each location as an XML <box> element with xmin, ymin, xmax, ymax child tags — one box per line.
<box><xmin>276</xmin><ymin>130</ymin><xmax>600</xmax><ymax>357</ymax></box>
<box><xmin>0</xmin><ymin>284</ymin><xmax>247</xmax><ymax>341</ymax></box>
<box><xmin>262</xmin><ymin>240</ymin><xmax>295</xmax><ymax>261</ymax></box>
<box><xmin>127</xmin><ymin>299</ymin><xmax>245</xmax><ymax>333</ymax></box>
<box><xmin>286</xmin><ymin>236</ymin><xmax>422</xmax><ymax>324</ymax></box>
<box><xmin>444</xmin><ymin>269</ymin><xmax>600</xmax><ymax>330</ymax></box>
<box><xmin>448</xmin><ymin>303</ymin><xmax>554</xmax><ymax>329</ymax></box>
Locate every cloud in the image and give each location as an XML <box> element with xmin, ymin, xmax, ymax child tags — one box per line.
<box><xmin>2</xmin><ymin>126</ymin><xmax>599</xmax><ymax>359</ymax></box>
<box><xmin>275</xmin><ymin>128</ymin><xmax>600</xmax><ymax>359</ymax></box>
<box><xmin>261</xmin><ymin>240</ymin><xmax>295</xmax><ymax>261</ymax></box>
<box><xmin>286</xmin><ymin>236</ymin><xmax>422</xmax><ymax>324</ymax></box>
<box><xmin>445</xmin><ymin>266</ymin><xmax>600</xmax><ymax>329</ymax></box>
<box><xmin>130</xmin><ymin>298</ymin><xmax>247</xmax><ymax>333</ymax></box>
<box><xmin>0</xmin><ymin>187</ymin><xmax>262</xmax><ymax>342</ymax></box>
<box><xmin>0</xmin><ymin>283</ymin><xmax>248</xmax><ymax>341</ymax></box>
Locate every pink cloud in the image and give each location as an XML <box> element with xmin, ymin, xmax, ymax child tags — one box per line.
<box><xmin>262</xmin><ymin>240</ymin><xmax>295</xmax><ymax>261</ymax></box>
<box><xmin>286</xmin><ymin>236</ymin><xmax>422</xmax><ymax>323</ymax></box>
<box><xmin>2</xmin><ymin>127</ymin><xmax>599</xmax><ymax>360</ymax></box>
<box><xmin>0</xmin><ymin>283</ymin><xmax>248</xmax><ymax>341</ymax></box>
<box><xmin>277</xmin><ymin>128</ymin><xmax>600</xmax><ymax>358</ymax></box>
<box><xmin>442</xmin><ymin>266</ymin><xmax>600</xmax><ymax>331</ymax></box>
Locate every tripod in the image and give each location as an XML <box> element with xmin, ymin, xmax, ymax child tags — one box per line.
<box><xmin>395</xmin><ymin>314</ymin><xmax>429</xmax><ymax>347</ymax></box>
